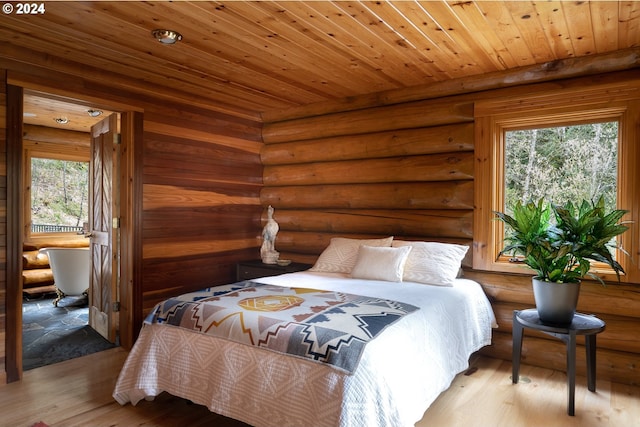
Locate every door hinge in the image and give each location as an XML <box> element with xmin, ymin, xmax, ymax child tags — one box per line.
<box><xmin>115</xmin><ymin>133</ymin><xmax>122</xmax><ymax>144</ymax></box>
<box><xmin>113</xmin><ymin>217</ymin><xmax>120</xmax><ymax>229</ymax></box>
<box><xmin>113</xmin><ymin>301</ymin><xmax>121</xmax><ymax>312</ymax></box>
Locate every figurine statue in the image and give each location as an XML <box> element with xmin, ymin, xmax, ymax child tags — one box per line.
<box><xmin>260</xmin><ymin>205</ymin><xmax>279</xmax><ymax>264</ymax></box>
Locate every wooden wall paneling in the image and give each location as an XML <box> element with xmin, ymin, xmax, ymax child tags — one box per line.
<box><xmin>143</xmin><ymin>109</ymin><xmax>262</xmax><ymax>144</ymax></box>
<box><xmin>0</xmin><ymin>71</ymin><xmax>6</xmax><ymax>384</ymax></box>
<box><xmin>5</xmin><ymin>83</ymin><xmax>22</xmax><ymax>382</ymax></box>
<box><xmin>140</xmin><ymin>247</ymin><xmax>258</xmax><ymax>308</ymax></box>
<box><xmin>143</xmin><ymin>205</ymin><xmax>262</xmax><ymax>240</ymax></box>
<box><xmin>140</xmin><ymin>109</ymin><xmax>264</xmax><ymax>317</ymax></box>
<box><xmin>143</xmin><ymin>141</ymin><xmax>262</xmax><ymax>188</ymax></box>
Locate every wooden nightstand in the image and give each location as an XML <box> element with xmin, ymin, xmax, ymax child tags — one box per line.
<box><xmin>236</xmin><ymin>260</ymin><xmax>312</xmax><ymax>281</ymax></box>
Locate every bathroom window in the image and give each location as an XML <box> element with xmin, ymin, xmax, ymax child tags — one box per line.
<box><xmin>29</xmin><ymin>157</ymin><xmax>89</xmax><ymax>235</ymax></box>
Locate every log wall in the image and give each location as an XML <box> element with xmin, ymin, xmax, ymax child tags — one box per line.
<box><xmin>262</xmin><ymin>70</ymin><xmax>640</xmax><ymax>386</ymax></box>
<box><xmin>261</xmin><ymin>101</ymin><xmax>475</xmax><ymax>266</ymax></box>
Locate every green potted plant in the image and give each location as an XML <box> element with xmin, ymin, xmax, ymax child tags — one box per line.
<box><xmin>495</xmin><ymin>196</ymin><xmax>629</xmax><ymax>324</ymax></box>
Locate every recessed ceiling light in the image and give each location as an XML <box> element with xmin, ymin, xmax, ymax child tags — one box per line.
<box><xmin>54</xmin><ymin>117</ymin><xmax>69</xmax><ymax>124</ymax></box>
<box><xmin>151</xmin><ymin>29</ymin><xmax>182</xmax><ymax>45</ymax></box>
<box><xmin>87</xmin><ymin>109</ymin><xmax>103</xmax><ymax>117</ymax></box>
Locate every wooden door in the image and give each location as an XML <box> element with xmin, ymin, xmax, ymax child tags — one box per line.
<box><xmin>89</xmin><ymin>114</ymin><xmax>118</xmax><ymax>342</ymax></box>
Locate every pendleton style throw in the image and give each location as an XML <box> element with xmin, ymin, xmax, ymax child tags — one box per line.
<box><xmin>145</xmin><ymin>281</ymin><xmax>419</xmax><ymax>373</ymax></box>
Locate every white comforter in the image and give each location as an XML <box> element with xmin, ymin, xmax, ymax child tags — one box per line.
<box><xmin>113</xmin><ymin>271</ymin><xmax>496</xmax><ymax>427</ymax></box>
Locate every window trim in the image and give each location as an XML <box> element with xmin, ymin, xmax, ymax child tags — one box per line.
<box><xmin>473</xmin><ymin>83</ymin><xmax>640</xmax><ymax>284</ymax></box>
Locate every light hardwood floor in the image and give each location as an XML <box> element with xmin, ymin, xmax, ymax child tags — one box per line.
<box><xmin>1</xmin><ymin>348</ymin><xmax>638</xmax><ymax>427</ymax></box>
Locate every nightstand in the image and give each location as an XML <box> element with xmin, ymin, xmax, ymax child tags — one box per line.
<box><xmin>512</xmin><ymin>309</ymin><xmax>606</xmax><ymax>416</ymax></box>
<box><xmin>236</xmin><ymin>260</ymin><xmax>312</xmax><ymax>281</ymax></box>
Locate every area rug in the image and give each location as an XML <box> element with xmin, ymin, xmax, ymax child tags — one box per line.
<box><xmin>23</xmin><ymin>295</ymin><xmax>117</xmax><ymax>370</ymax></box>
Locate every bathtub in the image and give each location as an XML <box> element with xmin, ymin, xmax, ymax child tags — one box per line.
<box><xmin>39</xmin><ymin>247</ymin><xmax>90</xmax><ymax>306</ymax></box>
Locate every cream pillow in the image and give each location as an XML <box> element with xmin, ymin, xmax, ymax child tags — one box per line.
<box><xmin>310</xmin><ymin>236</ymin><xmax>394</xmax><ymax>274</ymax></box>
<box><xmin>392</xmin><ymin>240</ymin><xmax>469</xmax><ymax>286</ymax></box>
<box><xmin>351</xmin><ymin>245</ymin><xmax>412</xmax><ymax>282</ymax></box>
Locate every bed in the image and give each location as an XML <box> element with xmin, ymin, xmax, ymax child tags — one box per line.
<box><xmin>113</xmin><ymin>238</ymin><xmax>496</xmax><ymax>427</ymax></box>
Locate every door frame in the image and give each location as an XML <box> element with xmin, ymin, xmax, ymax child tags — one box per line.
<box><xmin>5</xmin><ymin>83</ymin><xmax>141</xmax><ymax>382</ymax></box>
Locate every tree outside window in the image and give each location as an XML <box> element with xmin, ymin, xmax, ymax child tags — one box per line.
<box><xmin>504</xmin><ymin>122</ymin><xmax>618</xmax><ymax>216</ymax></box>
<box><xmin>31</xmin><ymin>158</ymin><xmax>89</xmax><ymax>233</ymax></box>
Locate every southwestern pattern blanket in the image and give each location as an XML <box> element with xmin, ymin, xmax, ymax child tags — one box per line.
<box><xmin>145</xmin><ymin>281</ymin><xmax>419</xmax><ymax>373</ymax></box>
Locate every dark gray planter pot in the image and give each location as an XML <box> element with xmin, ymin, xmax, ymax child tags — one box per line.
<box><xmin>532</xmin><ymin>277</ymin><xmax>581</xmax><ymax>325</ymax></box>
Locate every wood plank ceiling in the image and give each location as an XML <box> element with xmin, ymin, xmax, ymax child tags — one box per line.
<box><xmin>2</xmin><ymin>1</ymin><xmax>639</xmax><ymax>128</ymax></box>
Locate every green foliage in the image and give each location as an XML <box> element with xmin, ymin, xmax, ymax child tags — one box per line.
<box><xmin>495</xmin><ymin>197</ymin><xmax>629</xmax><ymax>284</ymax></box>
<box><xmin>31</xmin><ymin>158</ymin><xmax>89</xmax><ymax>230</ymax></box>
<box><xmin>504</xmin><ymin>122</ymin><xmax>618</xmax><ymax>215</ymax></box>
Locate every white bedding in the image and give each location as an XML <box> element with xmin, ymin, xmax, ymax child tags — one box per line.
<box><xmin>113</xmin><ymin>271</ymin><xmax>496</xmax><ymax>427</ymax></box>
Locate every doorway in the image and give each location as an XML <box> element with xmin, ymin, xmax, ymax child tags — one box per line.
<box><xmin>22</xmin><ymin>91</ymin><xmax>119</xmax><ymax>368</ymax></box>
<box><xmin>6</xmin><ymin>84</ymin><xmax>139</xmax><ymax>381</ymax></box>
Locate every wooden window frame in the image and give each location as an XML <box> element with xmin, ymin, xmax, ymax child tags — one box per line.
<box><xmin>473</xmin><ymin>82</ymin><xmax>640</xmax><ymax>284</ymax></box>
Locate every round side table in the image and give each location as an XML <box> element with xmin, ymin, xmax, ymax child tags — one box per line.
<box><xmin>512</xmin><ymin>309</ymin><xmax>606</xmax><ymax>416</ymax></box>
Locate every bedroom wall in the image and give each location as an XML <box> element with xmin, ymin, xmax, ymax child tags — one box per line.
<box><xmin>138</xmin><ymin>106</ymin><xmax>263</xmax><ymax>315</ymax></box>
<box><xmin>1</xmin><ymin>63</ymin><xmax>263</xmax><ymax>381</ymax></box>
<box><xmin>261</xmin><ymin>100</ymin><xmax>475</xmax><ymax>265</ymax></box>
<box><xmin>261</xmin><ymin>70</ymin><xmax>640</xmax><ymax>386</ymax></box>
<box><xmin>0</xmin><ymin>71</ymin><xmax>7</xmax><ymax>383</ymax></box>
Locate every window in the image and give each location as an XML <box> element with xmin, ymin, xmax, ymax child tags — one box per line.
<box><xmin>30</xmin><ymin>157</ymin><xmax>89</xmax><ymax>234</ymax></box>
<box><xmin>474</xmin><ymin>81</ymin><xmax>640</xmax><ymax>283</ymax></box>
<box><xmin>504</xmin><ymin>122</ymin><xmax>618</xmax><ymax>215</ymax></box>
<box><xmin>23</xmin><ymin>138</ymin><xmax>91</xmax><ymax>239</ymax></box>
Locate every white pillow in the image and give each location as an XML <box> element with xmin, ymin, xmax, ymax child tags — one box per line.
<box><xmin>351</xmin><ymin>245</ymin><xmax>412</xmax><ymax>282</ymax></box>
<box><xmin>310</xmin><ymin>236</ymin><xmax>394</xmax><ymax>274</ymax></box>
<box><xmin>392</xmin><ymin>240</ymin><xmax>469</xmax><ymax>286</ymax></box>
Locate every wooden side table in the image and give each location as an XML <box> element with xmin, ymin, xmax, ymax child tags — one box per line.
<box><xmin>512</xmin><ymin>309</ymin><xmax>605</xmax><ymax>416</ymax></box>
<box><xmin>236</xmin><ymin>259</ymin><xmax>312</xmax><ymax>281</ymax></box>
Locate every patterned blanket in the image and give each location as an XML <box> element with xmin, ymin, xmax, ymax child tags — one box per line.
<box><xmin>145</xmin><ymin>281</ymin><xmax>419</xmax><ymax>373</ymax></box>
